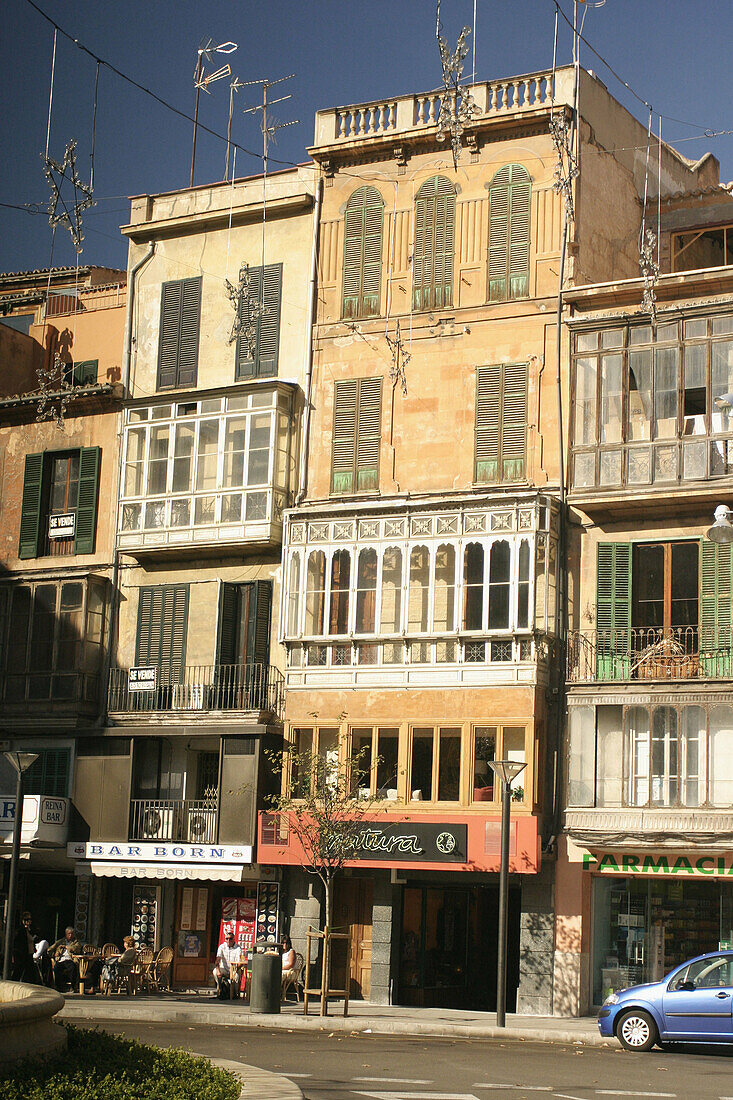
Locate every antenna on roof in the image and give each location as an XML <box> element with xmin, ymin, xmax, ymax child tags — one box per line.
<box><xmin>190</xmin><ymin>36</ymin><xmax>238</xmax><ymax>187</ymax></box>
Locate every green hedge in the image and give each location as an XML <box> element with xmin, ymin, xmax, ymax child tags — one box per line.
<box><xmin>0</xmin><ymin>1025</ymin><xmax>240</xmax><ymax>1100</ymax></box>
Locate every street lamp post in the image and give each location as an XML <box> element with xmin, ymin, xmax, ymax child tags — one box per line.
<box><xmin>488</xmin><ymin>758</ymin><xmax>527</xmax><ymax>1028</ymax></box>
<box><xmin>2</xmin><ymin>751</ymin><xmax>38</xmax><ymax>980</ymax></box>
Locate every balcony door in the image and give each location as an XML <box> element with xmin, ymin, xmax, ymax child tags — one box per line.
<box><xmin>135</xmin><ymin>584</ymin><xmax>189</xmax><ymax>685</ymax></box>
<box><xmin>215</xmin><ymin>581</ymin><xmax>272</xmax><ymax>708</ymax></box>
<box><xmin>632</xmin><ymin>542</ymin><xmax>699</xmax><ymax>665</ymax></box>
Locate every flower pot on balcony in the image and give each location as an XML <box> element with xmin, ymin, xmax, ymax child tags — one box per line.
<box><xmin>473</xmin><ymin>786</ymin><xmax>494</xmax><ymax>802</ymax></box>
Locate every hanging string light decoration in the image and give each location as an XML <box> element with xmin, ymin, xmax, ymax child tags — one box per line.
<box><xmin>41</xmin><ymin>139</ymin><xmax>95</xmax><ymax>253</ymax></box>
<box><xmin>36</xmin><ymin>351</ymin><xmax>79</xmax><ymax>428</ymax></box>
<box><xmin>386</xmin><ymin>318</ymin><xmax>410</xmax><ymax>396</ymax></box>
<box><xmin>435</xmin><ymin>1</ymin><xmax>479</xmax><ymax>167</ymax></box>
<box><xmin>549</xmin><ymin>112</ymin><xmax>578</xmax><ymax>221</ymax></box>
<box><xmin>638</xmin><ymin>107</ymin><xmax>660</xmax><ymax>321</ymax></box>
<box><xmin>225</xmin><ymin>261</ymin><xmax>269</xmax><ymax>355</ymax></box>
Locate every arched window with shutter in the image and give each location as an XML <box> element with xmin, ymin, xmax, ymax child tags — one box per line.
<box><xmin>488</xmin><ymin>164</ymin><xmax>531</xmax><ymax>302</ymax></box>
<box><xmin>342</xmin><ymin>186</ymin><xmax>384</xmax><ymax>319</ymax></box>
<box><xmin>412</xmin><ymin>176</ymin><xmax>455</xmax><ymax>311</ymax></box>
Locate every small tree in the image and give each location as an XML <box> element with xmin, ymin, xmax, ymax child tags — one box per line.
<box><xmin>266</xmin><ymin>744</ymin><xmax>383</xmax><ymax>1012</ymax></box>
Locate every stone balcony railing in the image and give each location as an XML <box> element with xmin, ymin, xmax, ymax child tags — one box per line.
<box><xmin>313</xmin><ymin>68</ymin><xmax>571</xmax><ymax>148</ymax></box>
<box><xmin>565</xmin><ymin>807</ymin><xmax>733</xmax><ymax>849</ymax></box>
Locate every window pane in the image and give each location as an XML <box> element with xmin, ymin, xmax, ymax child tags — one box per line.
<box><xmin>30</xmin><ymin>585</ymin><xmax>56</xmax><ymax>670</ymax></box>
<box><xmin>710</xmin><ymin>705</ymin><xmax>733</xmax><ymax>806</ymax></box>
<box><xmin>351</xmin><ymin>728</ymin><xmax>373</xmax><ymax>796</ymax></box>
<box><xmin>318</xmin><ymin>727</ymin><xmax>339</xmax><ymax>793</ymax></box>
<box><xmin>305</xmin><ymin>551</ymin><xmax>326</xmax><ymax>634</ymax></box>
<box><xmin>711</xmin><ymin>339</ymin><xmax>733</xmax><ymax>433</ymax></box>
<box><xmin>172</xmin><ymin>424</ymin><xmax>194</xmax><ymax>492</ymax></box>
<box><xmin>600</xmin><ymin>354</ymin><xmax>623</xmax><ymax>443</ymax></box>
<box><xmin>683</xmin><ymin>344</ymin><xmax>707</xmax><ymax>435</ymax></box>
<box><xmin>681</xmin><ymin>705</ymin><xmax>703</xmax><ymax>807</ymax></box>
<box><xmin>380</xmin><ymin>547</ymin><xmax>402</xmax><ymax>633</ymax></box>
<box><xmin>7</xmin><ymin>587</ymin><xmax>30</xmax><ymax>672</ymax></box>
<box><xmin>57</xmin><ymin>582</ymin><xmax>83</xmax><ymax>670</ymax></box>
<box><xmin>247</xmin><ymin>414</ymin><xmax>271</xmax><ymax>485</ymax></box>
<box><xmin>292</xmin><ymin>727</ymin><xmax>313</xmax><ymax>796</ymax></box>
<box><xmin>329</xmin><ymin>550</ymin><xmax>350</xmax><ymax>634</ymax></box>
<box><xmin>517</xmin><ymin>541</ymin><xmax>530</xmax><ymax>628</ymax></box>
<box><xmin>670</xmin><ymin>542</ymin><xmax>698</xmax><ymax>629</ymax></box>
<box><xmin>654</xmin><ymin>347</ymin><xmax>679</xmax><ymax>438</ymax></box>
<box><xmin>355</xmin><ymin>548</ymin><xmax>377</xmax><ymax>633</ymax></box>
<box><xmin>632</xmin><ymin>544</ymin><xmax>664</xmax><ymax>632</ymax></box>
<box><xmin>408</xmin><ymin>546</ymin><xmax>430</xmax><ymax>632</ymax></box>
<box><xmin>651</xmin><ymin>706</ymin><xmax>678</xmax><ymax>806</ymax></box>
<box><xmin>437</xmin><ymin>727</ymin><xmax>461</xmax><ymax>801</ymax></box>
<box><xmin>574</xmin><ymin>358</ymin><xmax>597</xmax><ymax>445</ymax></box>
<box><xmin>472</xmin><ymin>727</ymin><xmax>496</xmax><ymax>801</ymax></box>
<box><xmin>628</xmin><ymin>349</ymin><xmax>652</xmax><ymax>441</ymax></box>
<box><xmin>49</xmin><ymin>453</ymin><xmax>80</xmax><ymax>512</ymax></box>
<box><xmin>433</xmin><ymin>544</ymin><xmax>455</xmax><ymax>632</ymax></box>
<box><xmin>222</xmin><ymin>418</ymin><xmax>246</xmax><ymax>488</ymax></box>
<box><xmin>147</xmin><ymin>425</ymin><xmax>170</xmax><ymax>494</ymax></box>
<box><xmin>568</xmin><ymin>707</ymin><xmax>594</xmax><ymax>807</ymax></box>
<box><xmin>410</xmin><ymin>727</ymin><xmax>434</xmax><ymax>801</ymax></box>
<box><xmin>488</xmin><ymin>541</ymin><xmax>510</xmax><ymax>629</ymax></box>
<box><xmin>124</xmin><ymin>429</ymin><xmax>146</xmax><ymax>497</ymax></box>
<box><xmin>463</xmin><ymin>543</ymin><xmax>484</xmax><ymax>630</ymax></box>
<box><xmin>287</xmin><ymin>554</ymin><xmax>301</xmax><ymax>636</ymax></box>
<box><xmin>196</xmin><ymin>421</ymin><xmax>220</xmax><ymax>491</ymax></box>
<box><xmin>376</xmin><ymin>728</ymin><xmax>399</xmax><ymax>795</ymax></box>
<box><xmin>597</xmin><ymin>705</ymin><xmax>623</xmax><ymax>806</ymax></box>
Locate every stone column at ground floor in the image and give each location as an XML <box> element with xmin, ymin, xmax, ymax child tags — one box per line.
<box><xmin>516</xmin><ymin>860</ymin><xmax>555</xmax><ymax>1015</ymax></box>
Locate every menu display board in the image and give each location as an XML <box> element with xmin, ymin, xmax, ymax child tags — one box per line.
<box><xmin>256</xmin><ymin>881</ymin><xmax>280</xmax><ymax>944</ymax></box>
<box><xmin>132</xmin><ymin>884</ymin><xmax>158</xmax><ymax>949</ymax></box>
<box><xmin>219</xmin><ymin>894</ymin><xmax>257</xmax><ymax>954</ymax></box>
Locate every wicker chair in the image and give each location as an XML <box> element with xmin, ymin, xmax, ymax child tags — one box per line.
<box><xmin>137</xmin><ymin>946</ymin><xmax>155</xmax><ymax>993</ymax></box>
<box><xmin>282</xmin><ymin>952</ymin><xmax>304</xmax><ymax>1002</ymax></box>
<box><xmin>152</xmin><ymin>947</ymin><xmax>174</xmax><ymax>991</ymax></box>
<box><xmin>102</xmin><ymin>943</ymin><xmax>119</xmax><ymax>958</ymax></box>
<box><xmin>102</xmin><ymin>952</ymin><xmax>138</xmax><ymax>996</ymax></box>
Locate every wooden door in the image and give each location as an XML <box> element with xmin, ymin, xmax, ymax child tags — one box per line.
<box><xmin>334</xmin><ymin>878</ymin><xmax>373</xmax><ymax>999</ymax></box>
<box><xmin>172</xmin><ymin>884</ymin><xmax>211</xmax><ymax>988</ymax></box>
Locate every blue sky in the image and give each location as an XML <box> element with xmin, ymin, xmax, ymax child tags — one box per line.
<box><xmin>3</xmin><ymin>0</ymin><xmax>733</xmax><ymax>274</ymax></box>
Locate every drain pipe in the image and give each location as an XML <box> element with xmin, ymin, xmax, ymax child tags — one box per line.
<box><xmin>296</xmin><ymin>177</ymin><xmax>323</xmax><ymax>505</ymax></box>
<box><xmin>96</xmin><ymin>240</ymin><xmax>155</xmax><ymax>726</ymax></box>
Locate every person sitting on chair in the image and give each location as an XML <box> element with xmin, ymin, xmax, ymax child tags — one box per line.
<box><xmin>213</xmin><ymin>930</ymin><xmax>242</xmax><ymax>998</ymax></box>
<box><xmin>281</xmin><ymin>934</ymin><xmax>297</xmax><ymax>998</ymax></box>
<box><xmin>50</xmin><ymin>926</ymin><xmax>82</xmax><ymax>992</ymax></box>
<box><xmin>101</xmin><ymin>936</ymin><xmax>137</xmax><ymax>991</ymax></box>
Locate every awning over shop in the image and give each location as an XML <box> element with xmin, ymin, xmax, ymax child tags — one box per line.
<box><xmin>77</xmin><ymin>861</ymin><xmax>245</xmax><ymax>882</ymax></box>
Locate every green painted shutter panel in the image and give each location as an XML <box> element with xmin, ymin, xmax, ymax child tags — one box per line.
<box><xmin>74</xmin><ymin>446</ymin><xmax>100</xmax><ymax>554</ymax></box>
<box><xmin>356</xmin><ymin>377</ymin><xmax>382</xmax><ymax>490</ymax></box>
<box><xmin>135</xmin><ymin>584</ymin><xmax>189</xmax><ymax>680</ymax></box>
<box><xmin>342</xmin><ymin>187</ymin><xmax>383</xmax><ymax>319</ymax></box>
<box><xmin>216</xmin><ymin>582</ymin><xmax>240</xmax><ymax>666</ymax></box>
<box><xmin>596</xmin><ymin>543</ymin><xmax>631</xmax><ymax>680</ymax></box>
<box><xmin>489</xmin><ymin>164</ymin><xmax>531</xmax><ymax>302</ymax></box>
<box><xmin>475</xmin><ymin>365</ymin><xmax>501</xmax><ymax>483</ymax></box>
<box><xmin>157</xmin><ymin>278</ymin><xmax>201</xmax><ymax>389</ymax></box>
<box><xmin>157</xmin><ymin>281</ymin><xmax>182</xmax><ymax>389</ymax></box>
<box><xmin>19</xmin><ymin>452</ymin><xmax>44</xmax><ymax>559</ymax></box>
<box><xmin>475</xmin><ymin>364</ymin><xmax>527</xmax><ymax>483</ymax></box>
<box><xmin>331</xmin><ymin>379</ymin><xmax>358</xmax><ymax>494</ymax></box>
<box><xmin>501</xmin><ymin>362</ymin><xmax>528</xmax><ymax>481</ymax></box>
<box><xmin>251</xmin><ymin>580</ymin><xmax>272</xmax><ymax>665</ymax></box>
<box><xmin>412</xmin><ymin>176</ymin><xmax>455</xmax><ymax>311</ymax></box>
<box><xmin>257</xmin><ymin>263</ymin><xmax>282</xmax><ymax>377</ymax></box>
<box><xmin>700</xmin><ymin>541</ymin><xmax>733</xmax><ymax>675</ymax></box>
<box><xmin>176</xmin><ymin>277</ymin><xmax>201</xmax><ymax>387</ymax></box>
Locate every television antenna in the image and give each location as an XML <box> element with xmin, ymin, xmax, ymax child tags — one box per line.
<box><xmin>190</xmin><ymin>36</ymin><xmax>238</xmax><ymax>187</ymax></box>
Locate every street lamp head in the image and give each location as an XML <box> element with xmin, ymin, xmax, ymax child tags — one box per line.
<box><xmin>706</xmin><ymin>504</ymin><xmax>733</xmax><ymax>543</ymax></box>
<box><xmin>3</xmin><ymin>751</ymin><xmax>38</xmax><ymax>775</ymax></box>
<box><xmin>488</xmin><ymin>759</ymin><xmax>527</xmax><ymax>787</ymax></box>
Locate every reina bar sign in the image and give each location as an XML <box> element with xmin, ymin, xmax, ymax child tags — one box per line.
<box><xmin>583</xmin><ymin>851</ymin><xmax>733</xmax><ymax>877</ymax></box>
<box><xmin>351</xmin><ymin>822</ymin><xmax>468</xmax><ymax>863</ymax></box>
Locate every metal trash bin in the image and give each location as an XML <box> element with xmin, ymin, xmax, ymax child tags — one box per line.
<box><xmin>249</xmin><ymin>940</ymin><xmax>281</xmax><ymax>1014</ymax></box>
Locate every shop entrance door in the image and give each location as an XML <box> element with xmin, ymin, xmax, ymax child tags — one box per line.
<box><xmin>334</xmin><ymin>878</ymin><xmax>373</xmax><ymax>999</ymax></box>
<box><xmin>173</xmin><ymin>885</ymin><xmax>211</xmax><ymax>988</ymax></box>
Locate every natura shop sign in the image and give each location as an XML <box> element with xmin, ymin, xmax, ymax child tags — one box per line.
<box><xmin>350</xmin><ymin>822</ymin><xmax>468</xmax><ymax>863</ymax></box>
<box><xmin>583</xmin><ymin>851</ymin><xmax>733</xmax><ymax>877</ymax></box>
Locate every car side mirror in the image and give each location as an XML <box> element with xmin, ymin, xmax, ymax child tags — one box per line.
<box><xmin>676</xmin><ymin>980</ymin><xmax>695</xmax><ymax>992</ymax></box>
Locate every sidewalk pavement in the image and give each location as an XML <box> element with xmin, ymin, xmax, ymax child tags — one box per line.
<box><xmin>60</xmin><ymin>992</ymin><xmax>611</xmax><ymax>1098</ymax></box>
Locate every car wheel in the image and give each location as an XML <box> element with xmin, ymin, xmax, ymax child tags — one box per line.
<box><xmin>616</xmin><ymin>1009</ymin><xmax>657</xmax><ymax>1052</ymax></box>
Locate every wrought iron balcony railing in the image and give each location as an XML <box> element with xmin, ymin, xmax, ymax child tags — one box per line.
<box><xmin>108</xmin><ymin>662</ymin><xmax>284</xmax><ymax>717</ymax></box>
<box><xmin>129</xmin><ymin>797</ymin><xmax>218</xmax><ymax>844</ymax></box>
<box><xmin>566</xmin><ymin>627</ymin><xmax>732</xmax><ymax>683</ymax></box>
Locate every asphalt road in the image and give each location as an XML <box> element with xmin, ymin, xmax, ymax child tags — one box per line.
<box><xmin>77</xmin><ymin>1020</ymin><xmax>733</xmax><ymax>1100</ymax></box>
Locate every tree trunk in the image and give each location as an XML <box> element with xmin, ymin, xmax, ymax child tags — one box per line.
<box><xmin>320</xmin><ymin>873</ymin><xmax>333</xmax><ymax>1017</ymax></box>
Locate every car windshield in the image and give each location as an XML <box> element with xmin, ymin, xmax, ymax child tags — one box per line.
<box><xmin>669</xmin><ymin>955</ymin><xmax>733</xmax><ymax>990</ymax></box>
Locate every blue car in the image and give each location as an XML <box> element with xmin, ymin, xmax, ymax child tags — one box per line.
<box><xmin>598</xmin><ymin>951</ymin><xmax>733</xmax><ymax>1050</ymax></box>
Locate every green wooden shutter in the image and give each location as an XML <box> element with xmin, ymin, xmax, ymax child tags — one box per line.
<box><xmin>596</xmin><ymin>543</ymin><xmax>631</xmax><ymax>680</ymax></box>
<box><xmin>700</xmin><ymin>541</ymin><xmax>733</xmax><ymax>675</ymax></box>
<box><xmin>176</xmin><ymin>277</ymin><xmax>201</xmax><ymax>387</ymax></box>
<box><xmin>135</xmin><ymin>584</ymin><xmax>189</xmax><ymax>679</ymax></box>
<box><xmin>236</xmin><ymin>265</ymin><xmax>282</xmax><ymax>379</ymax></box>
<box><xmin>216</xmin><ymin>582</ymin><xmax>240</xmax><ymax>666</ymax></box>
<box><xmin>19</xmin><ymin>452</ymin><xmax>44</xmax><ymax>559</ymax></box>
<box><xmin>331</xmin><ymin>379</ymin><xmax>358</xmax><ymax>494</ymax></box>
<box><xmin>489</xmin><ymin>164</ymin><xmax>531</xmax><ymax>302</ymax></box>
<box><xmin>74</xmin><ymin>446</ymin><xmax>100</xmax><ymax>554</ymax></box>
<box><xmin>342</xmin><ymin>187</ymin><xmax>384</xmax><ymax>319</ymax></box>
<box><xmin>157</xmin><ymin>278</ymin><xmax>201</xmax><ymax>389</ymax></box>
<box><xmin>412</xmin><ymin>176</ymin><xmax>455</xmax><ymax>311</ymax></box>
<box><xmin>72</xmin><ymin>360</ymin><xmax>98</xmax><ymax>386</ymax></box>
<box><xmin>249</xmin><ymin>580</ymin><xmax>272</xmax><ymax>665</ymax></box>
<box><xmin>157</xmin><ymin>281</ymin><xmax>183</xmax><ymax>389</ymax></box>
<box><xmin>475</xmin><ymin>364</ymin><xmax>527</xmax><ymax>484</ymax></box>
<box><xmin>356</xmin><ymin>377</ymin><xmax>382</xmax><ymax>490</ymax></box>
